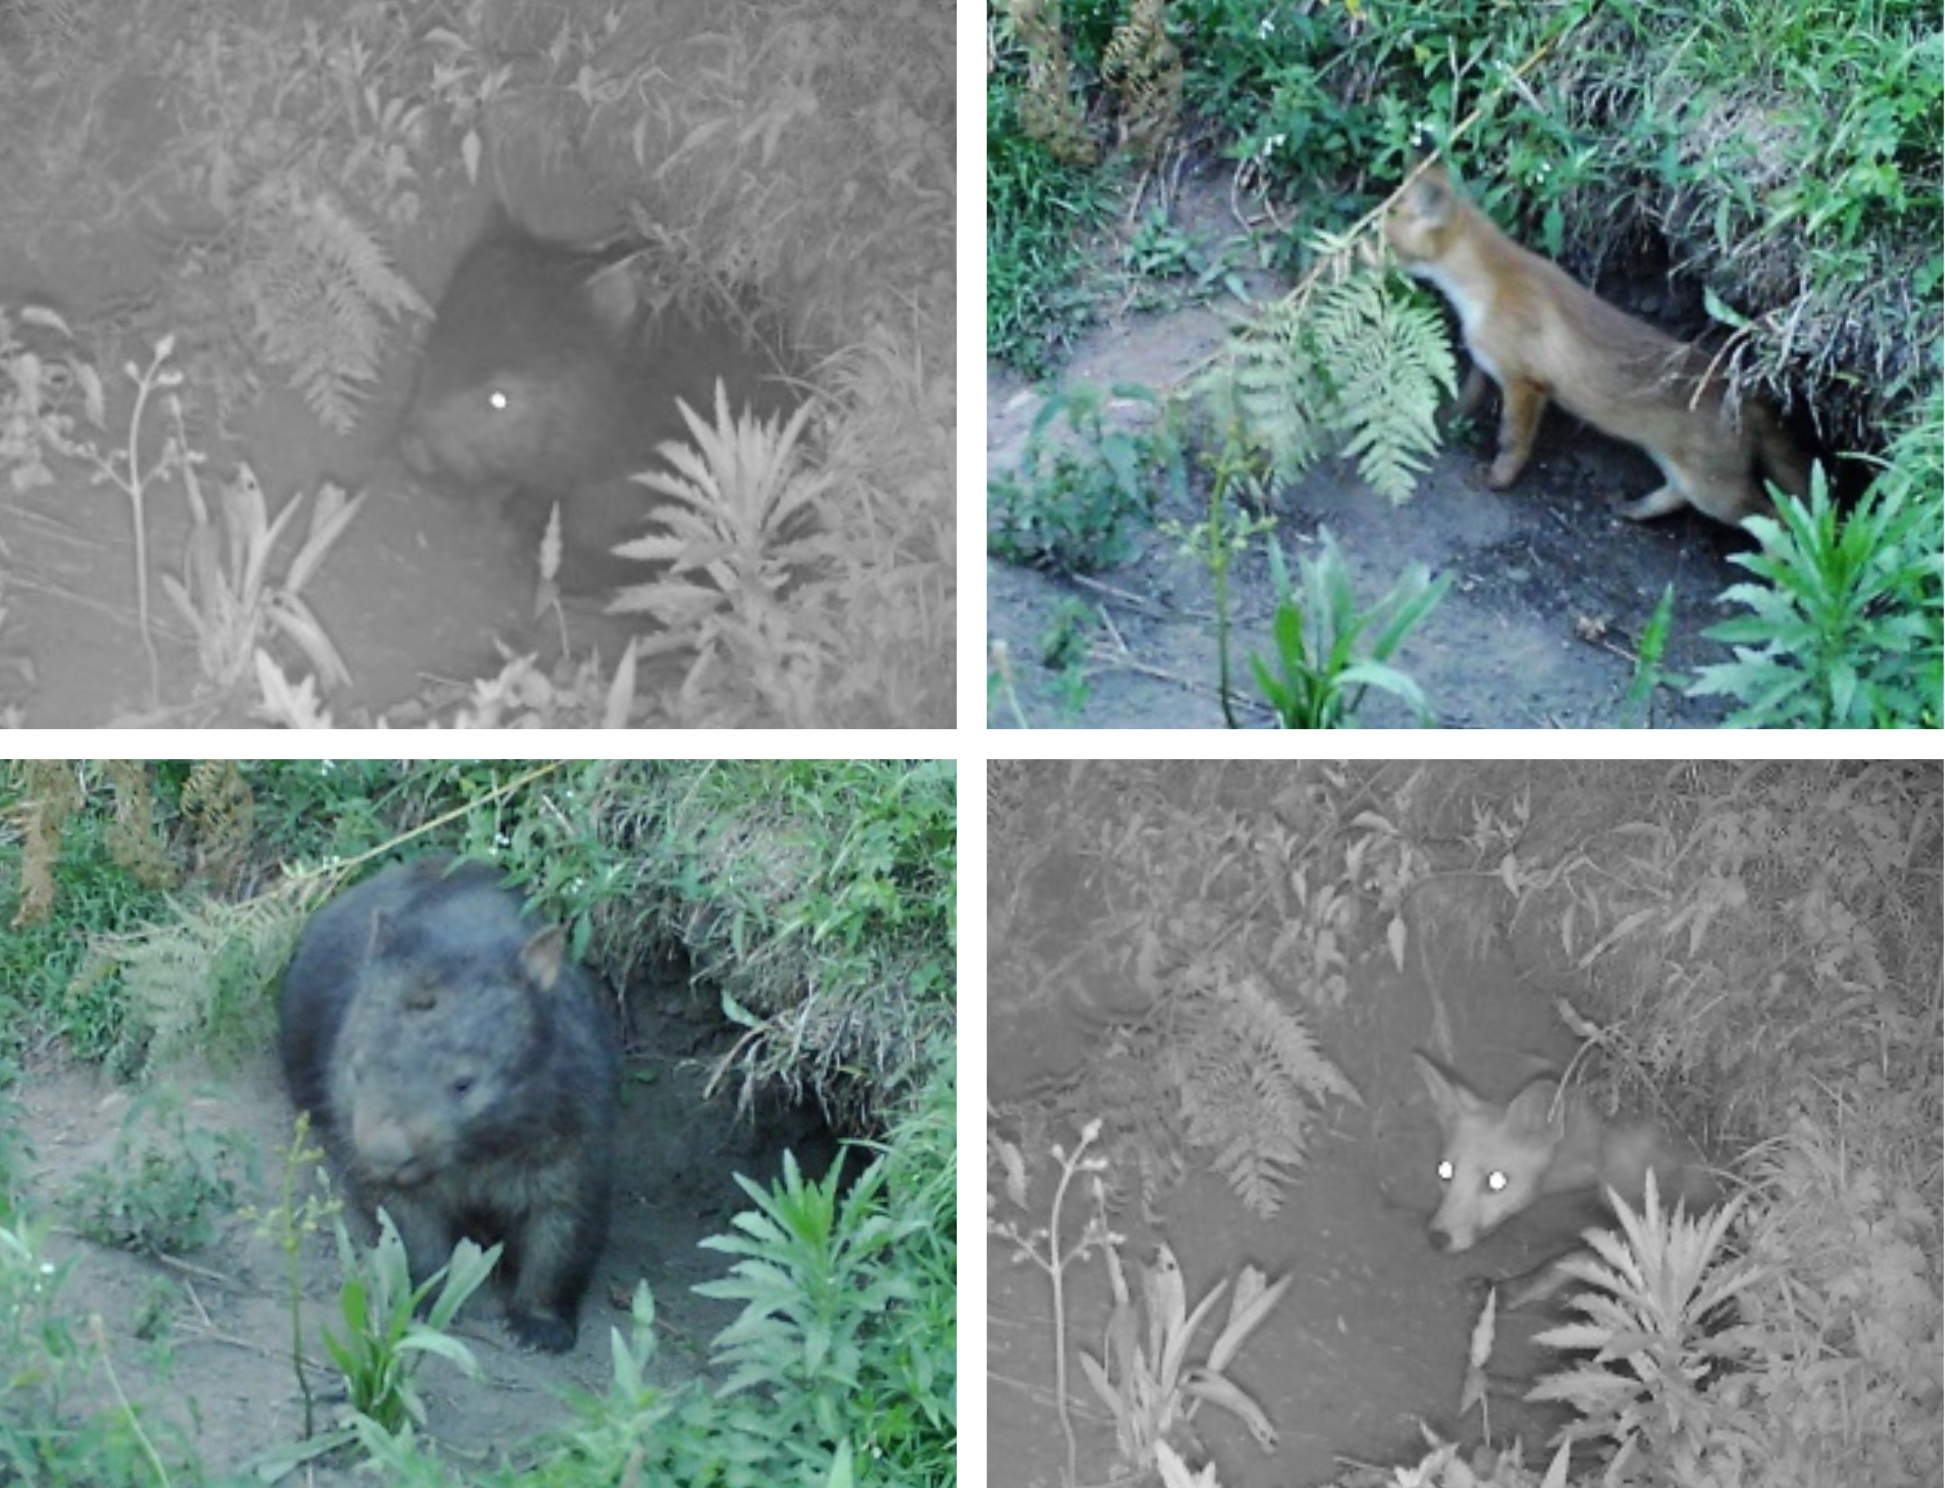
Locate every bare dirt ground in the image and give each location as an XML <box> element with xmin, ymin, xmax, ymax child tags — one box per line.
<box><xmin>987</xmin><ymin>163</ymin><xmax>1752</xmax><ymax>729</ymax></box>
<box><xmin>11</xmin><ymin>993</ymin><xmax>834</xmax><ymax>1482</ymax></box>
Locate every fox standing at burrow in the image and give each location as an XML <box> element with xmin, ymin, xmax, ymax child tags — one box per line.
<box><xmin>1385</xmin><ymin>163</ymin><xmax>1812</xmax><ymax>527</ymax></box>
<box><xmin>1412</xmin><ymin>1051</ymin><xmax>1719</xmax><ymax>1307</ymax></box>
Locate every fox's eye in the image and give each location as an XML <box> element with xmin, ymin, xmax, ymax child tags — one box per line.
<box><xmin>1437</xmin><ymin>1159</ymin><xmax>1454</xmax><ymax>1182</ymax></box>
<box><xmin>1487</xmin><ymin>1170</ymin><xmax>1508</xmax><ymax>1193</ymax></box>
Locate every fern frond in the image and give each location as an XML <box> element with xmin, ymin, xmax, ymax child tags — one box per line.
<box><xmin>1311</xmin><ymin>273</ymin><xmax>1457</xmax><ymax>505</ymax></box>
<box><xmin>12</xmin><ymin>761</ymin><xmax>82</xmax><ymax>926</ymax></box>
<box><xmin>1009</xmin><ymin>0</ymin><xmax>1097</xmax><ymax>165</ymax></box>
<box><xmin>237</xmin><ymin>185</ymin><xmax>426</xmax><ymax>433</ymax></box>
<box><xmin>1101</xmin><ymin>0</ymin><xmax>1182</xmax><ymax>159</ymax></box>
<box><xmin>180</xmin><ymin>762</ymin><xmax>255</xmax><ymax>888</ymax></box>
<box><xmin>1171</xmin><ymin>970</ymin><xmax>1359</xmax><ymax>1217</ymax></box>
<box><xmin>1224</xmin><ymin>973</ymin><xmax>1362</xmax><ymax>1110</ymax></box>
<box><xmin>104</xmin><ymin>893</ymin><xmax>310</xmax><ymax>1076</ymax></box>
<box><xmin>1213</xmin><ymin>264</ymin><xmax>1457</xmax><ymax>505</ymax></box>
<box><xmin>1211</xmin><ymin>301</ymin><xmax>1329</xmax><ymax>486</ymax></box>
<box><xmin>102</xmin><ymin>760</ymin><xmax>171</xmax><ymax>888</ymax></box>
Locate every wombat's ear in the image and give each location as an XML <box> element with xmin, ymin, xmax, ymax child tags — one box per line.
<box><xmin>520</xmin><ymin>926</ymin><xmax>566</xmax><ymax>990</ymax></box>
<box><xmin>583</xmin><ymin>259</ymin><xmax>641</xmax><ymax>336</ymax></box>
<box><xmin>367</xmin><ymin>910</ymin><xmax>398</xmax><ymax>958</ymax></box>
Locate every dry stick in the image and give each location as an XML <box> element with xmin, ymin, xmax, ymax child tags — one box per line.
<box><xmin>89</xmin><ymin>1315</ymin><xmax>173</xmax><ymax>1487</ymax></box>
<box><xmin>1068</xmin><ymin>571</ymin><xmax>1185</xmax><ymax>619</ymax></box>
<box><xmin>1087</xmin><ymin>606</ymin><xmax>1275</xmax><ymax>717</ymax></box>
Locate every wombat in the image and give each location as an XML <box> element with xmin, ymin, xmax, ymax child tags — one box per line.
<box><xmin>396</xmin><ymin>213</ymin><xmax>796</xmax><ymax>592</ymax></box>
<box><xmin>278</xmin><ymin>856</ymin><xmax>618</xmax><ymax>1352</ymax></box>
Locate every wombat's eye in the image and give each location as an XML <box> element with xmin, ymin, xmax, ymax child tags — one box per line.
<box><xmin>488</xmin><ymin>389</ymin><xmax>510</xmax><ymax>412</ymax></box>
<box><xmin>451</xmin><ymin>1075</ymin><xmax>475</xmax><ymax>1097</ymax></box>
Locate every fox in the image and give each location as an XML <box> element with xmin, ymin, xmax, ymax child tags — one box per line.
<box><xmin>1383</xmin><ymin>162</ymin><xmax>1812</xmax><ymax>528</ymax></box>
<box><xmin>1412</xmin><ymin>1051</ymin><xmax>1717</xmax><ymax>1307</ymax></box>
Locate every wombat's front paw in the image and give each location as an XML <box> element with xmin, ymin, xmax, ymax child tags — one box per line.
<box><xmin>506</xmin><ymin>1307</ymin><xmax>577</xmax><ymax>1353</ymax></box>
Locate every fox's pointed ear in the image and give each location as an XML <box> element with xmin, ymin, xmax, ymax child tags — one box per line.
<box><xmin>1408</xmin><ymin>162</ymin><xmax>1457</xmax><ymax>217</ymax></box>
<box><xmin>1505</xmin><ymin>1079</ymin><xmax>1567</xmax><ymax>1140</ymax></box>
<box><xmin>1413</xmin><ymin>1050</ymin><xmax>1448</xmax><ymax>1098</ymax></box>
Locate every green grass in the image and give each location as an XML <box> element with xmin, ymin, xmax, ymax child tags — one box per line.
<box><xmin>988</xmin><ymin>381</ymin><xmax>1172</xmax><ymax>573</ymax></box>
<box><xmin>987</xmin><ymin>80</ymin><xmax>1108</xmax><ymax>376</ymax></box>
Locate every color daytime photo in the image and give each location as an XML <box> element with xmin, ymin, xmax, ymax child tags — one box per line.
<box><xmin>988</xmin><ymin>758</ymin><xmax>1941</xmax><ymax>1486</ymax></box>
<box><xmin>986</xmin><ymin>2</ymin><xmax>1940</xmax><ymax>727</ymax></box>
<box><xmin>0</xmin><ymin>759</ymin><xmax>956</xmax><ymax>1485</ymax></box>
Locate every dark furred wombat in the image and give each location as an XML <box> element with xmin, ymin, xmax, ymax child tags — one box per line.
<box><xmin>397</xmin><ymin>214</ymin><xmax>796</xmax><ymax>593</ymax></box>
<box><xmin>278</xmin><ymin>857</ymin><xmax>618</xmax><ymax>1352</ymax></box>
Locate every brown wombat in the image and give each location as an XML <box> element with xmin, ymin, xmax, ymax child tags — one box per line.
<box><xmin>278</xmin><ymin>856</ymin><xmax>618</xmax><ymax>1351</ymax></box>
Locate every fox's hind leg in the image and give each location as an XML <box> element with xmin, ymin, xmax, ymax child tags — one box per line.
<box><xmin>1617</xmin><ymin>483</ymin><xmax>1687</xmax><ymax>521</ymax></box>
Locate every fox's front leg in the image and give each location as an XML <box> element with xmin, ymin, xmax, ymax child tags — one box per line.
<box><xmin>1462</xmin><ymin>1251</ymin><xmax>1576</xmax><ymax>1312</ymax></box>
<box><xmin>1487</xmin><ymin>376</ymin><xmax>1548</xmax><ymax>488</ymax></box>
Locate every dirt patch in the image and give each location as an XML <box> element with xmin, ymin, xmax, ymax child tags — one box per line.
<box><xmin>987</xmin><ymin>163</ymin><xmax>1748</xmax><ymax>728</ymax></box>
<box><xmin>9</xmin><ymin>992</ymin><xmax>835</xmax><ymax>1481</ymax></box>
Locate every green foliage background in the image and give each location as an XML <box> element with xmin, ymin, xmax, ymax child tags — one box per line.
<box><xmin>988</xmin><ymin>0</ymin><xmax>1941</xmax><ymax>727</ymax></box>
<box><xmin>0</xmin><ymin>758</ymin><xmax>956</xmax><ymax>1487</ymax></box>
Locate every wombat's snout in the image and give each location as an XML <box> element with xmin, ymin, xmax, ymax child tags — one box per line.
<box><xmin>348</xmin><ymin>1106</ymin><xmax>439</xmax><ymax>1187</ymax></box>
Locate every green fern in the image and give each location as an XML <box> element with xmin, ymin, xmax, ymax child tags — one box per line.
<box><xmin>1210</xmin><ymin>307</ymin><xmax>1329</xmax><ymax>488</ymax></box>
<box><xmin>1314</xmin><ymin>273</ymin><xmax>1457</xmax><ymax>502</ymax></box>
<box><xmin>101</xmin><ymin>892</ymin><xmax>309</xmax><ymax>1077</ymax></box>
<box><xmin>1214</xmin><ymin>260</ymin><xmax>1456</xmax><ymax>505</ymax></box>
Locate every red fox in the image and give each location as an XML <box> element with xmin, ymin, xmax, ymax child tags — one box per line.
<box><xmin>1413</xmin><ymin>1051</ymin><xmax>1716</xmax><ymax>1305</ymax></box>
<box><xmin>1384</xmin><ymin>163</ymin><xmax>1812</xmax><ymax>527</ymax></box>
